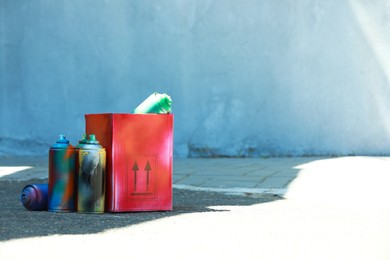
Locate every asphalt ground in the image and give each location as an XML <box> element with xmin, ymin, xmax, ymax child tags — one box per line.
<box><xmin>0</xmin><ymin>178</ymin><xmax>280</xmax><ymax>241</ymax></box>
<box><xmin>1</xmin><ymin>156</ymin><xmax>390</xmax><ymax>259</ymax></box>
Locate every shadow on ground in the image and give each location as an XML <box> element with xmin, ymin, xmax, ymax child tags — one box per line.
<box><xmin>0</xmin><ymin>178</ymin><xmax>281</xmax><ymax>241</ymax></box>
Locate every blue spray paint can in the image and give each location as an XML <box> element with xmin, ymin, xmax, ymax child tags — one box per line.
<box><xmin>77</xmin><ymin>134</ymin><xmax>106</xmax><ymax>213</ymax></box>
<box><xmin>20</xmin><ymin>184</ymin><xmax>48</xmax><ymax>211</ymax></box>
<box><xmin>48</xmin><ymin>134</ymin><xmax>77</xmax><ymax>212</ymax></box>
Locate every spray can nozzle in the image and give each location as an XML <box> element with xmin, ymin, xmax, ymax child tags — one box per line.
<box><xmin>87</xmin><ymin>134</ymin><xmax>100</xmax><ymax>144</ymax></box>
<box><xmin>57</xmin><ymin>134</ymin><xmax>69</xmax><ymax>144</ymax></box>
<box><xmin>78</xmin><ymin>134</ymin><xmax>88</xmax><ymax>144</ymax></box>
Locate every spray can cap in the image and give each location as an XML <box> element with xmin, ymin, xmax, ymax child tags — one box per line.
<box><xmin>87</xmin><ymin>134</ymin><xmax>100</xmax><ymax>144</ymax></box>
<box><xmin>57</xmin><ymin>134</ymin><xmax>69</xmax><ymax>143</ymax></box>
<box><xmin>78</xmin><ymin>134</ymin><xmax>88</xmax><ymax>144</ymax></box>
<box><xmin>51</xmin><ymin>134</ymin><xmax>73</xmax><ymax>149</ymax></box>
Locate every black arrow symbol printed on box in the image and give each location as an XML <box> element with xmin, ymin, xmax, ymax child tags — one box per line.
<box><xmin>145</xmin><ymin>160</ymin><xmax>152</xmax><ymax>191</ymax></box>
<box><xmin>132</xmin><ymin>160</ymin><xmax>152</xmax><ymax>192</ymax></box>
<box><xmin>132</xmin><ymin>160</ymin><xmax>139</xmax><ymax>191</ymax></box>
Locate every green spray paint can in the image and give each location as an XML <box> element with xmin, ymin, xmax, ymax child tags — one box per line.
<box><xmin>133</xmin><ymin>92</ymin><xmax>172</xmax><ymax>114</ymax></box>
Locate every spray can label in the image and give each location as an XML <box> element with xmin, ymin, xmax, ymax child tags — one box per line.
<box><xmin>48</xmin><ymin>134</ymin><xmax>77</xmax><ymax>212</ymax></box>
<box><xmin>77</xmin><ymin>134</ymin><xmax>106</xmax><ymax>213</ymax></box>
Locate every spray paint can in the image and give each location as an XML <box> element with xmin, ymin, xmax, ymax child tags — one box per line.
<box><xmin>133</xmin><ymin>92</ymin><xmax>172</xmax><ymax>114</ymax></box>
<box><xmin>78</xmin><ymin>134</ymin><xmax>106</xmax><ymax>213</ymax></box>
<box><xmin>48</xmin><ymin>134</ymin><xmax>77</xmax><ymax>212</ymax></box>
<box><xmin>20</xmin><ymin>184</ymin><xmax>48</xmax><ymax>211</ymax></box>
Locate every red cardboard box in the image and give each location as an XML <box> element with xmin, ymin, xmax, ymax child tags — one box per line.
<box><xmin>85</xmin><ymin>113</ymin><xmax>173</xmax><ymax>212</ymax></box>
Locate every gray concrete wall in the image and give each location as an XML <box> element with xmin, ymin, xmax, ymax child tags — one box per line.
<box><xmin>1</xmin><ymin>0</ymin><xmax>390</xmax><ymax>157</ymax></box>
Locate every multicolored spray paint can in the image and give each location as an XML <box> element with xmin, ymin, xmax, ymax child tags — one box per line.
<box><xmin>78</xmin><ymin>134</ymin><xmax>106</xmax><ymax>213</ymax></box>
<box><xmin>20</xmin><ymin>184</ymin><xmax>48</xmax><ymax>211</ymax></box>
<box><xmin>133</xmin><ymin>92</ymin><xmax>172</xmax><ymax>114</ymax></box>
<box><xmin>48</xmin><ymin>134</ymin><xmax>77</xmax><ymax>212</ymax></box>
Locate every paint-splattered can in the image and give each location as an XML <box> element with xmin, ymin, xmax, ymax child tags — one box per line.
<box><xmin>133</xmin><ymin>92</ymin><xmax>172</xmax><ymax>114</ymax></box>
<box><xmin>78</xmin><ymin>134</ymin><xmax>106</xmax><ymax>213</ymax></box>
<box><xmin>48</xmin><ymin>134</ymin><xmax>77</xmax><ymax>212</ymax></box>
<box><xmin>20</xmin><ymin>184</ymin><xmax>48</xmax><ymax>211</ymax></box>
